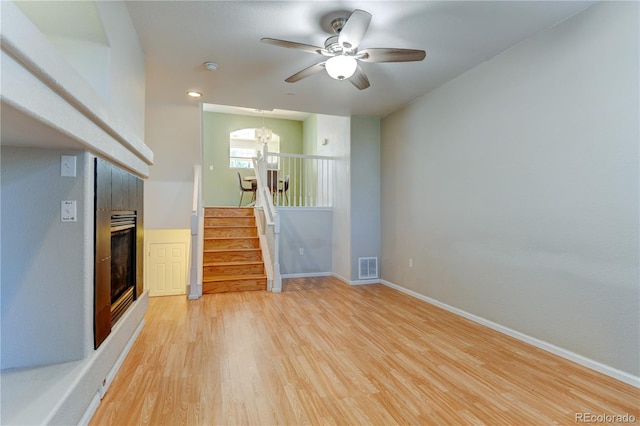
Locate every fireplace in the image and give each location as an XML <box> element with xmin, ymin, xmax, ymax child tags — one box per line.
<box><xmin>110</xmin><ymin>212</ymin><xmax>137</xmax><ymax>324</ymax></box>
<box><xmin>94</xmin><ymin>158</ymin><xmax>144</xmax><ymax>349</ymax></box>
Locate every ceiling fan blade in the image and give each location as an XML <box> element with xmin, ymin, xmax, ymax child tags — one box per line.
<box><xmin>338</xmin><ymin>9</ymin><xmax>372</xmax><ymax>50</ymax></box>
<box><xmin>349</xmin><ymin>65</ymin><xmax>370</xmax><ymax>90</ymax></box>
<box><xmin>261</xmin><ymin>38</ymin><xmax>327</xmax><ymax>55</ymax></box>
<box><xmin>285</xmin><ymin>61</ymin><xmax>326</xmax><ymax>83</ymax></box>
<box><xmin>358</xmin><ymin>48</ymin><xmax>426</xmax><ymax>63</ymax></box>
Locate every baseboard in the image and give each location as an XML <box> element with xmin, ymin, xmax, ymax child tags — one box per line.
<box><xmin>282</xmin><ymin>272</ymin><xmax>332</xmax><ymax>279</ymax></box>
<box><xmin>77</xmin><ymin>313</ymin><xmax>143</xmax><ymax>424</ymax></box>
<box><xmin>349</xmin><ymin>278</ymin><xmax>380</xmax><ymax>285</ymax></box>
<box><xmin>331</xmin><ymin>272</ymin><xmax>350</xmax><ymax>284</ymax></box>
<box><xmin>77</xmin><ymin>392</ymin><xmax>101</xmax><ymax>426</ymax></box>
<box><xmin>78</xmin><ymin>313</ymin><xmax>147</xmax><ymax>424</ymax></box>
<box><xmin>272</xmin><ymin>274</ymin><xmax>379</xmax><ymax>288</ymax></box>
<box><xmin>329</xmin><ymin>273</ymin><xmax>380</xmax><ymax>286</ymax></box>
<box><xmin>101</xmin><ymin>318</ymin><xmax>146</xmax><ymax>397</ymax></box>
<box><xmin>380</xmin><ymin>279</ymin><xmax>640</xmax><ymax>388</ymax></box>
<box><xmin>188</xmin><ymin>283</ymin><xmax>202</xmax><ymax>300</ymax></box>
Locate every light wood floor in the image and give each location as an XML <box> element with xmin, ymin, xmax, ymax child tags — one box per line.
<box><xmin>90</xmin><ymin>276</ymin><xmax>639</xmax><ymax>425</ymax></box>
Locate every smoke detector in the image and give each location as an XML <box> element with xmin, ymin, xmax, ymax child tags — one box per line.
<box><xmin>203</xmin><ymin>62</ymin><xmax>218</xmax><ymax>71</ymax></box>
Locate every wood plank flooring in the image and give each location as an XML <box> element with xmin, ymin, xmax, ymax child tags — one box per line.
<box><xmin>90</xmin><ymin>276</ymin><xmax>639</xmax><ymax>425</ymax></box>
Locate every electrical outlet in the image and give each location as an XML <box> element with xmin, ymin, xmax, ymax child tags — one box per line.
<box><xmin>299</xmin><ymin>248</ymin><xmax>304</xmax><ymax>256</ymax></box>
<box><xmin>409</xmin><ymin>258</ymin><xmax>413</xmax><ymax>268</ymax></box>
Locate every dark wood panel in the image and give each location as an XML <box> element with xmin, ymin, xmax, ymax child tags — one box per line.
<box><xmin>111</xmin><ymin>167</ymin><xmax>126</xmax><ymax>211</ymax></box>
<box><xmin>95</xmin><ymin>211</ymin><xmax>111</xmax><ymax>260</ymax></box>
<box><xmin>94</xmin><ymin>159</ymin><xmax>112</xmax><ymax>350</ymax></box>
<box><xmin>94</xmin><ymin>305</ymin><xmax>111</xmax><ymax>349</ymax></box>
<box><xmin>136</xmin><ymin>177</ymin><xmax>144</xmax><ymax>299</ymax></box>
<box><xmin>128</xmin><ymin>173</ymin><xmax>138</xmax><ymax>211</ymax></box>
<box><xmin>95</xmin><ymin>158</ymin><xmax>111</xmax><ymax>211</ymax></box>
<box><xmin>136</xmin><ymin>242</ymin><xmax>144</xmax><ymax>299</ymax></box>
<box><xmin>136</xmin><ymin>177</ymin><xmax>144</xmax><ymax>237</ymax></box>
<box><xmin>94</xmin><ymin>258</ymin><xmax>111</xmax><ymax>313</ymax></box>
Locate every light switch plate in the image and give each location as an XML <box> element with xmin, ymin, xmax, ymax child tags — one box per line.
<box><xmin>61</xmin><ymin>155</ymin><xmax>76</xmax><ymax>177</ymax></box>
<box><xmin>61</xmin><ymin>200</ymin><xmax>77</xmax><ymax>222</ymax></box>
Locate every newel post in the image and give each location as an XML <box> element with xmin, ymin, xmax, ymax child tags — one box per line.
<box><xmin>260</xmin><ymin>143</ymin><xmax>269</xmax><ymax>195</ymax></box>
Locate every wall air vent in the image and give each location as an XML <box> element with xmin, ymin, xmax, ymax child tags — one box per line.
<box><xmin>358</xmin><ymin>257</ymin><xmax>378</xmax><ymax>280</ymax></box>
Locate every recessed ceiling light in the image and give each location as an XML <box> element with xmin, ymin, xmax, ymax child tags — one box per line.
<box><xmin>186</xmin><ymin>91</ymin><xmax>202</xmax><ymax>98</ymax></box>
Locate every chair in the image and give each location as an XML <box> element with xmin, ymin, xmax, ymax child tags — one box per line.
<box><xmin>267</xmin><ymin>169</ymin><xmax>278</xmax><ymax>193</ymax></box>
<box><xmin>275</xmin><ymin>175</ymin><xmax>290</xmax><ymax>205</ymax></box>
<box><xmin>237</xmin><ymin>172</ymin><xmax>256</xmax><ymax>207</ymax></box>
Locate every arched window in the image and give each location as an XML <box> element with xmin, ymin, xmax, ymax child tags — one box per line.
<box><xmin>229</xmin><ymin>128</ymin><xmax>280</xmax><ymax>168</ymax></box>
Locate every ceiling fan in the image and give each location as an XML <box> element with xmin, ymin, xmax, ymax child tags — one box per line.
<box><xmin>261</xmin><ymin>9</ymin><xmax>426</xmax><ymax>90</ymax></box>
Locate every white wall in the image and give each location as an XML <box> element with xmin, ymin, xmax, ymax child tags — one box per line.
<box><xmin>1</xmin><ymin>147</ymin><xmax>92</xmax><ymax>368</ymax></box>
<box><xmin>350</xmin><ymin>116</ymin><xmax>381</xmax><ymax>281</ymax></box>
<box><xmin>315</xmin><ymin>114</ymin><xmax>351</xmax><ymax>281</ymax></box>
<box><xmin>279</xmin><ymin>209</ymin><xmax>333</xmax><ymax>276</ymax></box>
<box><xmin>144</xmin><ymin>101</ymin><xmax>201</xmax><ymax>229</ymax></box>
<box><xmin>96</xmin><ymin>1</ymin><xmax>146</xmax><ymax>139</ymax></box>
<box><xmin>381</xmin><ymin>1</ymin><xmax>639</xmax><ymax>377</ymax></box>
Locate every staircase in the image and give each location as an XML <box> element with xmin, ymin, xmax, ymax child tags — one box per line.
<box><xmin>202</xmin><ymin>207</ymin><xmax>267</xmax><ymax>294</ymax></box>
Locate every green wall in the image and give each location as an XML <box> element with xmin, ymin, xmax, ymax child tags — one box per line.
<box><xmin>303</xmin><ymin>114</ymin><xmax>318</xmax><ymax>156</ymax></box>
<box><xmin>203</xmin><ymin>112</ymin><xmax>304</xmax><ymax>206</ymax></box>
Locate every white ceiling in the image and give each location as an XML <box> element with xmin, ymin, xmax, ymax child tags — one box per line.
<box><xmin>126</xmin><ymin>1</ymin><xmax>595</xmax><ymax>120</ymax></box>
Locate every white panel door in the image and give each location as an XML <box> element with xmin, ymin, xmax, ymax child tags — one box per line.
<box><xmin>147</xmin><ymin>242</ymin><xmax>187</xmax><ymax>296</ymax></box>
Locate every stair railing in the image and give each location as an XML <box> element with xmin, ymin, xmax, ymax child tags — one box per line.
<box><xmin>263</xmin><ymin>152</ymin><xmax>335</xmax><ymax>207</ymax></box>
<box><xmin>252</xmin><ymin>147</ymin><xmax>282</xmax><ymax>292</ymax></box>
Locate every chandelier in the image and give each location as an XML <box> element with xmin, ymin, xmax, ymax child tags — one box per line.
<box><xmin>255</xmin><ymin>126</ymin><xmax>272</xmax><ymax>143</ymax></box>
<box><xmin>255</xmin><ymin>110</ymin><xmax>273</xmax><ymax>144</ymax></box>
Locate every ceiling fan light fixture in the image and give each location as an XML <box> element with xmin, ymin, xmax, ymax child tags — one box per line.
<box><xmin>325</xmin><ymin>55</ymin><xmax>357</xmax><ymax>80</ymax></box>
<box><xmin>261</xmin><ymin>8</ymin><xmax>425</xmax><ymax>90</ymax></box>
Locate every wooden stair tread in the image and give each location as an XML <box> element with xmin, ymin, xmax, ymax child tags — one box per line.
<box><xmin>205</xmin><ymin>225</ymin><xmax>256</xmax><ymax>229</ymax></box>
<box><xmin>204</xmin><ymin>248</ymin><xmax>261</xmax><ymax>253</ymax></box>
<box><xmin>204</xmin><ymin>207</ymin><xmax>253</xmax><ymax>217</ymax></box>
<box><xmin>204</xmin><ymin>260</ymin><xmax>264</xmax><ymax>266</ymax></box>
<box><xmin>203</xmin><ymin>237</ymin><xmax>260</xmax><ymax>243</ymax></box>
<box><xmin>203</xmin><ymin>215</ymin><xmax>254</xmax><ymax>219</ymax></box>
<box><xmin>202</xmin><ymin>274</ymin><xmax>266</xmax><ymax>282</ymax></box>
<box><xmin>204</xmin><ymin>236</ymin><xmax>259</xmax><ymax>240</ymax></box>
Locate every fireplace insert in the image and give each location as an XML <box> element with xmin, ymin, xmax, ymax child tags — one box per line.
<box><xmin>110</xmin><ymin>212</ymin><xmax>136</xmax><ymax>325</ymax></box>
